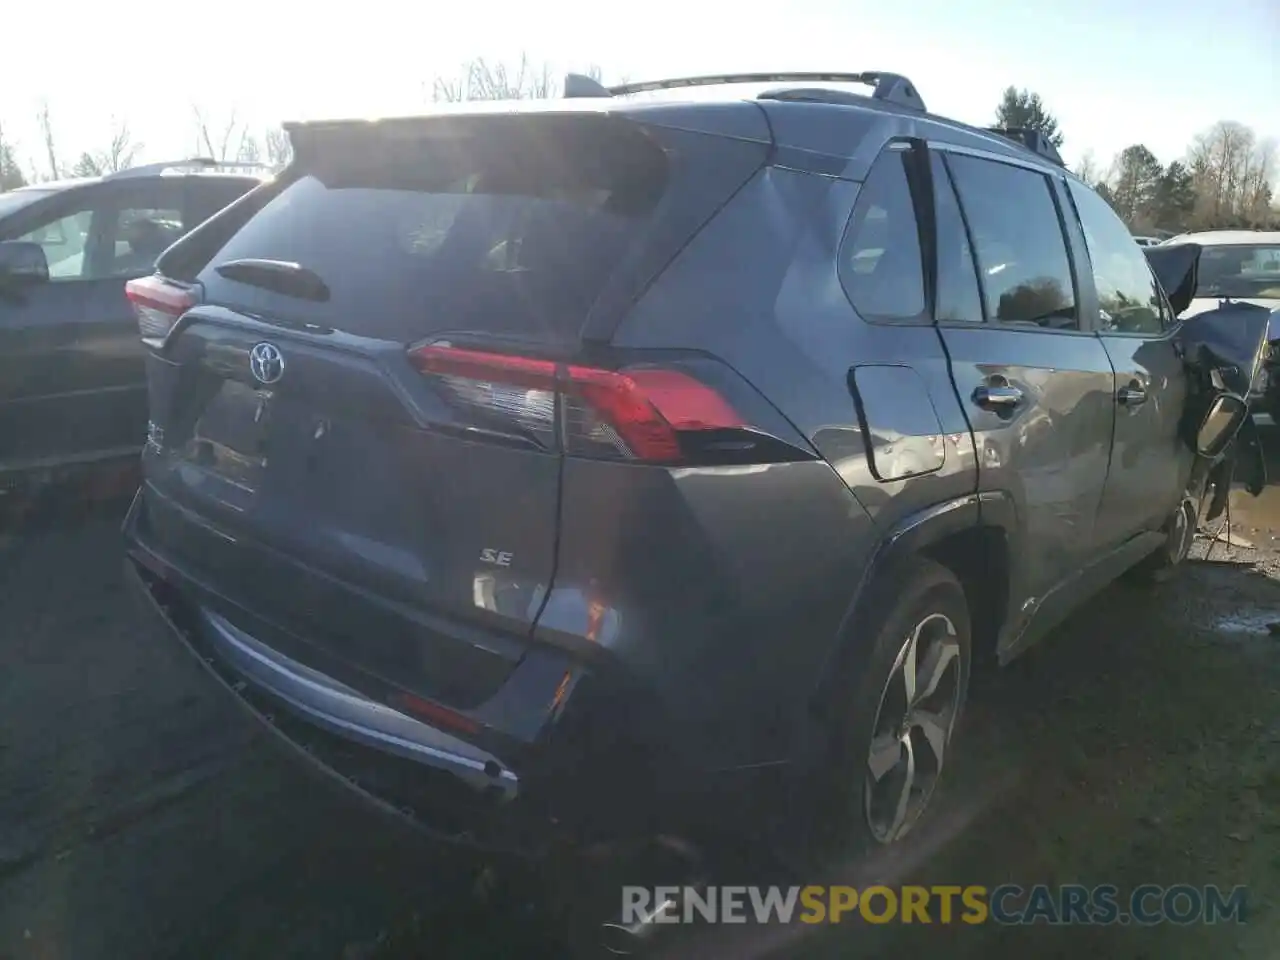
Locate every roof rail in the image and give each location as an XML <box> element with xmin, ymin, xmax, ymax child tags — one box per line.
<box><xmin>564</xmin><ymin>71</ymin><xmax>926</xmax><ymax>112</ymax></box>
<box><xmin>105</xmin><ymin>157</ymin><xmax>272</xmax><ymax>180</ymax></box>
<box><xmin>984</xmin><ymin>128</ymin><xmax>1064</xmax><ymax>167</ymax></box>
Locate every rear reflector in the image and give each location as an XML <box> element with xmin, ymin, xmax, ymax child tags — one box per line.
<box><xmin>387</xmin><ymin>690</ymin><xmax>481</xmax><ymax>735</ymax></box>
<box><xmin>126</xmin><ymin>275</ymin><xmax>196</xmax><ymax>347</ymax></box>
<box><xmin>408</xmin><ymin>344</ymin><xmax>745</xmax><ymax>463</ymax></box>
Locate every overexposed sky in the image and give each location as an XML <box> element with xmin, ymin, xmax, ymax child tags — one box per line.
<box><xmin>1</xmin><ymin>0</ymin><xmax>1276</xmax><ymax>177</ymax></box>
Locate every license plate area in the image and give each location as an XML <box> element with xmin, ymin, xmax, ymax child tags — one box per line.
<box><xmin>178</xmin><ymin>380</ymin><xmax>273</xmax><ymax>492</ymax></box>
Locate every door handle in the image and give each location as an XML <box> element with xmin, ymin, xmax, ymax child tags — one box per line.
<box><xmin>972</xmin><ymin>384</ymin><xmax>1023</xmax><ymax>410</ymax></box>
<box><xmin>1117</xmin><ymin>383</ymin><xmax>1148</xmax><ymax>407</ymax></box>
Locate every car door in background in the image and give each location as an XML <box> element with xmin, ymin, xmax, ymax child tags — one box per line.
<box><xmin>0</xmin><ymin>195</ymin><xmax>102</xmax><ymax>471</ymax></box>
<box><xmin>1064</xmin><ymin>179</ymin><xmax>1191</xmax><ymax>546</ymax></box>
<box><xmin>929</xmin><ymin>147</ymin><xmax>1117</xmax><ymax>652</ymax></box>
<box><xmin>60</xmin><ymin>179</ymin><xmax>188</xmax><ymax>466</ymax></box>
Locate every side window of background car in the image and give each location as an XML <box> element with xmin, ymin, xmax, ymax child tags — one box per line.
<box><xmin>945</xmin><ymin>153</ymin><xmax>1079</xmax><ymax>330</ymax></box>
<box><xmin>929</xmin><ymin>152</ymin><xmax>983</xmax><ymax>322</ymax></box>
<box><xmin>1067</xmin><ymin>181</ymin><xmax>1168</xmax><ymax>335</ymax></box>
<box><xmin>186</xmin><ymin>180</ymin><xmax>258</xmax><ymax>229</ymax></box>
<box><xmin>13</xmin><ymin>208</ymin><xmax>94</xmax><ymax>280</ymax></box>
<box><xmin>108</xmin><ymin>207</ymin><xmax>184</xmax><ymax>277</ymax></box>
<box><xmin>839</xmin><ymin>147</ymin><xmax>926</xmax><ymax>321</ymax></box>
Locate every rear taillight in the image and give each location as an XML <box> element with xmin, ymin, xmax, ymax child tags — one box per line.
<box><xmin>126</xmin><ymin>275</ymin><xmax>196</xmax><ymax>348</ymax></box>
<box><xmin>408</xmin><ymin>344</ymin><xmax>747</xmax><ymax>464</ymax></box>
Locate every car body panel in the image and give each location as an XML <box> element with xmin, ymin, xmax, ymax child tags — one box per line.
<box><xmin>139</xmin><ymin>310</ymin><xmax>560</xmax><ymax>708</ymax></box>
<box><xmin>1091</xmin><ymin>329</ymin><xmax>1191</xmax><ymax>545</ymax></box>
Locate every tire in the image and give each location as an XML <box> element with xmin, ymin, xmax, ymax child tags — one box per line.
<box><xmin>811</xmin><ymin>557</ymin><xmax>972</xmax><ymax>855</ymax></box>
<box><xmin>1126</xmin><ymin>495</ymin><xmax>1197</xmax><ymax>585</ymax></box>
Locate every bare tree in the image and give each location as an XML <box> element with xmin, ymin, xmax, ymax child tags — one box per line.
<box><xmin>66</xmin><ymin>118</ymin><xmax>141</xmax><ymax>178</ymax></box>
<box><xmin>192</xmin><ymin>106</ymin><xmax>254</xmax><ymax>162</ymax></box>
<box><xmin>103</xmin><ymin>120</ymin><xmax>142</xmax><ymax>172</ymax></box>
<box><xmin>36</xmin><ymin>100</ymin><xmax>61</xmax><ymax>180</ymax></box>
<box><xmin>1073</xmin><ymin>149</ymin><xmax>1103</xmax><ymax>186</ymax></box>
<box><xmin>1242</xmin><ymin>138</ymin><xmax>1276</xmax><ymax>226</ymax></box>
<box><xmin>1186</xmin><ymin>121</ymin><xmax>1277</xmax><ymax>228</ymax></box>
<box><xmin>431</xmin><ymin>55</ymin><xmax>597</xmax><ymax>102</ymax></box>
<box><xmin>237</xmin><ymin>134</ymin><xmax>262</xmax><ymax>164</ymax></box>
<box><xmin>0</xmin><ymin>121</ymin><xmax>26</xmax><ymax>191</ymax></box>
<box><xmin>1188</xmin><ymin>121</ymin><xmax>1249</xmax><ymax>223</ymax></box>
<box><xmin>264</xmin><ymin>127</ymin><xmax>291</xmax><ymax>169</ymax></box>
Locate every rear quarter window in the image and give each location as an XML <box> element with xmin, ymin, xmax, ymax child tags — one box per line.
<box><xmin>838</xmin><ymin>147</ymin><xmax>927</xmax><ymax>321</ymax></box>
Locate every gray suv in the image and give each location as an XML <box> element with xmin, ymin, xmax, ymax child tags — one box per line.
<box><xmin>121</xmin><ymin>73</ymin><xmax>1265</xmax><ymax>877</ymax></box>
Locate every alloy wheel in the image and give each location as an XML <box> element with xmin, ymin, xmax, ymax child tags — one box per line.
<box><xmin>864</xmin><ymin>612</ymin><xmax>962</xmax><ymax>843</ymax></box>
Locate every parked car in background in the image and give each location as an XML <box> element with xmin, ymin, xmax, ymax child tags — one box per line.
<box><xmin>120</xmin><ymin>73</ymin><xmax>1266</xmax><ymax>945</ymax></box>
<box><xmin>0</xmin><ymin>160</ymin><xmax>264</xmax><ymax>485</ymax></box>
<box><xmin>1162</xmin><ymin>230</ymin><xmax>1280</xmax><ymax>420</ymax></box>
<box><xmin>1132</xmin><ymin>235</ymin><xmax>1163</xmax><ymax>247</ymax></box>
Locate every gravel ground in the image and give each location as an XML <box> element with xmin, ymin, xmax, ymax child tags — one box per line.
<box><xmin>1</xmin><ymin>432</ymin><xmax>1277</xmax><ymax>960</ymax></box>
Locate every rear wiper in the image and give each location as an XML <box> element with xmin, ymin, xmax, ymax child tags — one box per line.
<box><xmin>214</xmin><ymin>258</ymin><xmax>331</xmax><ymax>303</ymax></box>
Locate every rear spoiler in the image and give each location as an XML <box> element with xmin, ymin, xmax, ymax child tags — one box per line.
<box><xmin>107</xmin><ymin>157</ymin><xmax>273</xmax><ymax>180</ymax></box>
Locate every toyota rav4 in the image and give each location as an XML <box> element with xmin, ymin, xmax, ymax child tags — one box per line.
<box><xmin>121</xmin><ymin>73</ymin><xmax>1268</xmax><ymax>884</ymax></box>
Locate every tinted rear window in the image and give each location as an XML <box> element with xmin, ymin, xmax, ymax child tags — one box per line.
<box><xmin>1195</xmin><ymin>244</ymin><xmax>1280</xmax><ymax>300</ymax></box>
<box><xmin>198</xmin><ymin>116</ymin><xmax>671</xmax><ymax>343</ymax></box>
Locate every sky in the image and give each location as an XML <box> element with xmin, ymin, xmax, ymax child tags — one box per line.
<box><xmin>1</xmin><ymin>0</ymin><xmax>1276</xmax><ymax>178</ymax></box>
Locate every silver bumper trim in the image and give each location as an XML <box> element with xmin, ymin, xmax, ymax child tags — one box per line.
<box><xmin>200</xmin><ymin>609</ymin><xmax>518</xmax><ymax>799</ymax></box>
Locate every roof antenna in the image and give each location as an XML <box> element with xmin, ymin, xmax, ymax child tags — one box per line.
<box><xmin>564</xmin><ymin>73</ymin><xmax>612</xmax><ymax>98</ymax></box>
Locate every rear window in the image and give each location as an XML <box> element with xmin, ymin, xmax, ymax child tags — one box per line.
<box><xmin>1195</xmin><ymin>244</ymin><xmax>1280</xmax><ymax>300</ymax></box>
<box><xmin>197</xmin><ymin>116</ymin><xmax>672</xmax><ymax>343</ymax></box>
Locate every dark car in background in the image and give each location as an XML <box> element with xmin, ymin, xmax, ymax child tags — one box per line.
<box><xmin>0</xmin><ymin>161</ymin><xmax>263</xmax><ymax>484</ymax></box>
<box><xmin>120</xmin><ymin>72</ymin><xmax>1266</xmax><ymax>941</ymax></box>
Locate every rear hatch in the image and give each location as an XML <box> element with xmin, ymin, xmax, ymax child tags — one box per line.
<box><xmin>134</xmin><ymin>107</ymin><xmax>769</xmax><ymax>710</ymax></box>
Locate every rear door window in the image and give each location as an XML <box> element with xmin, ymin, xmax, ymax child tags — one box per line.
<box><xmin>930</xmin><ymin>152</ymin><xmax>983</xmax><ymax>323</ymax></box>
<box><xmin>13</xmin><ymin>208</ymin><xmax>94</xmax><ymax>279</ymax></box>
<box><xmin>109</xmin><ymin>206</ymin><xmax>185</xmax><ymax>276</ymax></box>
<box><xmin>196</xmin><ymin>116</ymin><xmax>677</xmax><ymax>344</ymax></box>
<box><xmin>945</xmin><ymin>153</ymin><xmax>1079</xmax><ymax>330</ymax></box>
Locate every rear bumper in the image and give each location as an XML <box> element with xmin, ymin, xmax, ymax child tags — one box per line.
<box><xmin>122</xmin><ymin>487</ymin><xmax>752</xmax><ymax>853</ymax></box>
<box><xmin>124</xmin><ymin>546</ymin><xmax>545</xmax><ymax>856</ymax></box>
<box><xmin>195</xmin><ymin>606</ymin><xmax>518</xmax><ymax>799</ymax></box>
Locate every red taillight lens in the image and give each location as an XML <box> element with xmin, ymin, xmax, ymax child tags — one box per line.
<box><xmin>564</xmin><ymin>364</ymin><xmax>745</xmax><ymax>461</ymax></box>
<box><xmin>407</xmin><ymin>344</ymin><xmax>744</xmax><ymax>463</ymax></box>
<box><xmin>126</xmin><ymin>275</ymin><xmax>196</xmax><ymax>347</ymax></box>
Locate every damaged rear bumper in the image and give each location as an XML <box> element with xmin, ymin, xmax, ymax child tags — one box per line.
<box><xmin>122</xmin><ymin>488</ymin><xmax>752</xmax><ymax>856</ymax></box>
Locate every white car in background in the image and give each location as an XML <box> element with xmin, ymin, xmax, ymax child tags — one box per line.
<box><xmin>1166</xmin><ymin>230</ymin><xmax>1280</xmax><ymax>422</ymax></box>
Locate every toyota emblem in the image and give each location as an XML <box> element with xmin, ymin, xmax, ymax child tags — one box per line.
<box><xmin>249</xmin><ymin>342</ymin><xmax>285</xmax><ymax>385</ymax></box>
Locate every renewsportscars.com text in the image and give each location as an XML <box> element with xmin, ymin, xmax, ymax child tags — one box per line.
<box><xmin>620</xmin><ymin>884</ymin><xmax>1248</xmax><ymax>926</ymax></box>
